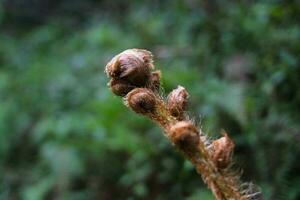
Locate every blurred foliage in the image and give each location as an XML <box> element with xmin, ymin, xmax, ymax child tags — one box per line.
<box><xmin>0</xmin><ymin>0</ymin><xmax>300</xmax><ymax>199</ymax></box>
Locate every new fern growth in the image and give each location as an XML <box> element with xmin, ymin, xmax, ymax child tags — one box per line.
<box><xmin>105</xmin><ymin>49</ymin><xmax>262</xmax><ymax>200</ymax></box>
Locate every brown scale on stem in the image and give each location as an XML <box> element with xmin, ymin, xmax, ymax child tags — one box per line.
<box><xmin>105</xmin><ymin>48</ymin><xmax>262</xmax><ymax>200</ymax></box>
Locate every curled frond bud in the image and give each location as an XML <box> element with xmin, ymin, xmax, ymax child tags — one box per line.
<box><xmin>167</xmin><ymin>86</ymin><xmax>189</xmax><ymax>120</ymax></box>
<box><xmin>211</xmin><ymin>132</ymin><xmax>235</xmax><ymax>169</ymax></box>
<box><xmin>147</xmin><ymin>70</ymin><xmax>161</xmax><ymax>91</ymax></box>
<box><xmin>169</xmin><ymin>121</ymin><xmax>199</xmax><ymax>155</ymax></box>
<box><xmin>105</xmin><ymin>49</ymin><xmax>154</xmax><ymax>86</ymax></box>
<box><xmin>105</xmin><ymin>49</ymin><xmax>260</xmax><ymax>200</ymax></box>
<box><xmin>125</xmin><ymin>88</ymin><xmax>157</xmax><ymax>115</ymax></box>
<box><xmin>108</xmin><ymin>79</ymin><xmax>135</xmax><ymax>97</ymax></box>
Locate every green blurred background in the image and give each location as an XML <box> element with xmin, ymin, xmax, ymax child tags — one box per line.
<box><xmin>0</xmin><ymin>0</ymin><xmax>300</xmax><ymax>199</ymax></box>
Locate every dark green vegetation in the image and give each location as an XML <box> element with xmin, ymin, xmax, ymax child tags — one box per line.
<box><xmin>0</xmin><ymin>1</ymin><xmax>300</xmax><ymax>199</ymax></box>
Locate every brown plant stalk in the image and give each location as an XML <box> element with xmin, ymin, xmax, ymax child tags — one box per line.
<box><xmin>105</xmin><ymin>49</ymin><xmax>262</xmax><ymax>200</ymax></box>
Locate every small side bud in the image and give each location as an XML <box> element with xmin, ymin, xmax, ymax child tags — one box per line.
<box><xmin>169</xmin><ymin>121</ymin><xmax>199</xmax><ymax>156</ymax></box>
<box><xmin>167</xmin><ymin>86</ymin><xmax>189</xmax><ymax>120</ymax></box>
<box><xmin>108</xmin><ymin>79</ymin><xmax>135</xmax><ymax>97</ymax></box>
<box><xmin>211</xmin><ymin>132</ymin><xmax>235</xmax><ymax>169</ymax></box>
<box><xmin>147</xmin><ymin>70</ymin><xmax>161</xmax><ymax>91</ymax></box>
<box><xmin>125</xmin><ymin>88</ymin><xmax>157</xmax><ymax>115</ymax></box>
<box><xmin>105</xmin><ymin>49</ymin><xmax>154</xmax><ymax>86</ymax></box>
